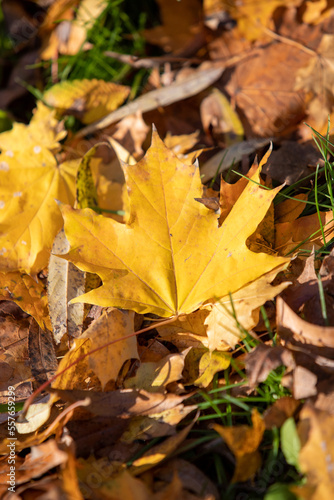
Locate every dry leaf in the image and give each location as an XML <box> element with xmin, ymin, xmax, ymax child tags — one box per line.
<box><xmin>275</xmin><ymin>211</ymin><xmax>334</xmax><ymax>255</ymax></box>
<box><xmin>295</xmin><ymin>34</ymin><xmax>334</xmax><ymax>128</ymax></box>
<box><xmin>213</xmin><ymin>409</ymin><xmax>265</xmax><ymax>482</ymax></box>
<box><xmin>292</xmin><ymin>405</ymin><xmax>334</xmax><ymax>500</ymax></box>
<box><xmin>44</xmin><ymin>79</ymin><xmax>130</xmax><ymax>124</ymax></box>
<box><xmin>0</xmin><ymin>145</ymin><xmax>78</xmax><ymax>274</ymax></box>
<box><xmin>200</xmin><ymin>138</ymin><xmax>270</xmax><ymax>183</ymax></box>
<box><xmin>76</xmin><ymin>66</ymin><xmax>224</xmax><ymax>137</ymax></box>
<box><xmin>48</xmin><ymin>230</ymin><xmax>86</xmax><ymax>343</ymax></box>
<box><xmin>50</xmin><ymin>387</ymin><xmax>190</xmax><ymax>418</ymax></box>
<box><xmin>0</xmin><ymin>101</ymin><xmax>66</xmax><ymax>154</ymax></box>
<box><xmin>200</xmin><ymin>88</ymin><xmax>244</xmax><ymax>145</ymax></box>
<box><xmin>277</xmin><ymin>297</ymin><xmax>334</xmax><ymax>348</ymax></box>
<box><xmin>130</xmin><ymin>418</ymin><xmax>196</xmax><ymax>475</ymax></box>
<box><xmin>61</xmin><ymin>129</ymin><xmax>288</xmax><ymax>317</ymax></box>
<box><xmin>143</xmin><ymin>0</ymin><xmax>202</xmax><ymax>53</ymax></box>
<box><xmin>0</xmin><ymin>272</ymin><xmax>51</xmax><ymax>330</ymax></box>
<box><xmin>52</xmin><ymin>308</ymin><xmax>138</xmax><ymax>390</ymax></box>
<box><xmin>124</xmin><ymin>352</ymin><xmax>186</xmax><ymax>392</ymax></box>
<box><xmin>220</xmin><ymin>0</ymin><xmax>303</xmax><ymax>41</ymax></box>
<box><xmin>226</xmin><ymin>43</ymin><xmax>311</xmax><ymax>137</ymax></box>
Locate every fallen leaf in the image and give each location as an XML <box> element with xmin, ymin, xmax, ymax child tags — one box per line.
<box><xmin>226</xmin><ymin>43</ymin><xmax>311</xmax><ymax>137</ymax></box>
<box><xmin>264</xmin><ymin>141</ymin><xmax>319</xmax><ymax>186</ymax></box>
<box><xmin>0</xmin><ymin>145</ymin><xmax>78</xmax><ymax>274</ymax></box>
<box><xmin>183</xmin><ymin>348</ymin><xmax>231</xmax><ymax>387</ymax></box>
<box><xmin>52</xmin><ymin>308</ymin><xmax>138</xmax><ymax>390</ymax></box>
<box><xmin>0</xmin><ymin>101</ymin><xmax>66</xmax><ymax>154</ymax></box>
<box><xmin>213</xmin><ymin>409</ymin><xmax>265</xmax><ymax>482</ymax></box>
<box><xmin>0</xmin><ymin>272</ymin><xmax>51</xmax><ymax>330</ymax></box>
<box><xmin>61</xmin><ymin>129</ymin><xmax>288</xmax><ymax>317</ymax></box>
<box><xmin>263</xmin><ymin>397</ymin><xmax>300</xmax><ymax>429</ymax></box>
<box><xmin>143</xmin><ymin>0</ymin><xmax>202</xmax><ymax>53</ymax></box>
<box><xmin>275</xmin><ymin>193</ymin><xmax>309</xmax><ymax>223</ymax></box>
<box><xmin>0</xmin><ymin>316</ymin><xmax>31</xmax><ymax>402</ymax></box>
<box><xmin>40</xmin><ymin>0</ymin><xmax>108</xmax><ymax>59</ymax></box>
<box><xmin>295</xmin><ymin>34</ymin><xmax>334</xmax><ymax>129</ymax></box>
<box><xmin>112</xmin><ymin>112</ymin><xmax>149</xmax><ymax>157</ymax></box>
<box><xmin>275</xmin><ymin>211</ymin><xmax>334</xmax><ymax>255</ymax></box>
<box><xmin>164</xmin><ymin>130</ymin><xmax>200</xmax><ymax>156</ymax></box>
<box><xmin>0</xmin><ymin>440</ymin><xmax>68</xmax><ymax>486</ymax></box>
<box><xmin>155</xmin><ymin>458</ymin><xmax>219</xmax><ymax>500</ymax></box>
<box><xmin>246</xmin><ymin>344</ymin><xmax>295</xmax><ymax>389</ymax></box>
<box><xmin>221</xmin><ymin>0</ymin><xmax>303</xmax><ymax>41</ymax></box>
<box><xmin>28</xmin><ymin>320</ymin><xmax>58</xmax><ymax>386</ymax></box>
<box><xmin>277</xmin><ymin>296</ymin><xmax>334</xmax><ymax>348</ymax></box>
<box><xmin>292</xmin><ymin>405</ymin><xmax>334</xmax><ymax>499</ymax></box>
<box><xmin>48</xmin><ymin>230</ymin><xmax>86</xmax><ymax>343</ymax></box>
<box><xmin>121</xmin><ymin>405</ymin><xmax>196</xmax><ymax>442</ymax></box>
<box><xmin>44</xmin><ymin>79</ymin><xmax>130</xmax><ymax>124</ymax></box>
<box><xmin>161</xmin><ymin>265</ymin><xmax>289</xmax><ymax>352</ymax></box>
<box><xmin>130</xmin><ymin>418</ymin><xmax>196</xmax><ymax>475</ymax></box>
<box><xmin>50</xmin><ymin>387</ymin><xmax>191</xmax><ymax>418</ymax></box>
<box><xmin>200</xmin><ymin>138</ymin><xmax>270</xmax><ymax>183</ymax></box>
<box><xmin>124</xmin><ymin>352</ymin><xmax>186</xmax><ymax>392</ymax></box>
<box><xmin>200</xmin><ymin>88</ymin><xmax>244</xmax><ymax>145</ymax></box>
<box><xmin>76</xmin><ymin>66</ymin><xmax>224</xmax><ymax>137</ymax></box>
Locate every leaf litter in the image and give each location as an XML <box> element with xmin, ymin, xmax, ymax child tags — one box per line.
<box><xmin>1</xmin><ymin>0</ymin><xmax>334</xmax><ymax>498</ymax></box>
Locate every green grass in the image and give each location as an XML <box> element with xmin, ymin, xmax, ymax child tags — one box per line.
<box><xmin>41</xmin><ymin>0</ymin><xmax>159</xmax><ymax>95</ymax></box>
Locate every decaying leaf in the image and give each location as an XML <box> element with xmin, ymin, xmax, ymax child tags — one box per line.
<box><xmin>61</xmin><ymin>129</ymin><xmax>288</xmax><ymax>317</ymax></box>
<box><xmin>44</xmin><ymin>79</ymin><xmax>130</xmax><ymax>124</ymax></box>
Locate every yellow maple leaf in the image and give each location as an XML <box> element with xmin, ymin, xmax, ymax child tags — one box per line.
<box><xmin>0</xmin><ymin>145</ymin><xmax>78</xmax><ymax>274</ymax></box>
<box><xmin>61</xmin><ymin>129</ymin><xmax>288</xmax><ymax>317</ymax></box>
<box><xmin>44</xmin><ymin>79</ymin><xmax>130</xmax><ymax>124</ymax></box>
<box><xmin>0</xmin><ymin>101</ymin><xmax>66</xmax><ymax>154</ymax></box>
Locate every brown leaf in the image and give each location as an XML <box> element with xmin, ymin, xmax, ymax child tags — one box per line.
<box><xmin>0</xmin><ymin>272</ymin><xmax>51</xmax><ymax>330</ymax></box>
<box><xmin>275</xmin><ymin>193</ymin><xmax>309</xmax><ymax>224</ymax></box>
<box><xmin>52</xmin><ymin>308</ymin><xmax>138</xmax><ymax>390</ymax></box>
<box><xmin>213</xmin><ymin>410</ymin><xmax>265</xmax><ymax>482</ymax></box>
<box><xmin>246</xmin><ymin>344</ymin><xmax>295</xmax><ymax>389</ymax></box>
<box><xmin>0</xmin><ymin>440</ymin><xmax>67</xmax><ymax>486</ymax></box>
<box><xmin>263</xmin><ymin>396</ymin><xmax>300</xmax><ymax>429</ymax></box>
<box><xmin>264</xmin><ymin>141</ymin><xmax>320</xmax><ymax>185</ymax></box>
<box><xmin>143</xmin><ymin>0</ymin><xmax>202</xmax><ymax>54</ymax></box>
<box><xmin>226</xmin><ymin>43</ymin><xmax>310</xmax><ymax>137</ymax></box>
<box><xmin>0</xmin><ymin>316</ymin><xmax>31</xmax><ymax>402</ymax></box>
<box><xmin>50</xmin><ymin>387</ymin><xmax>191</xmax><ymax>418</ymax></box>
<box><xmin>292</xmin><ymin>405</ymin><xmax>334</xmax><ymax>499</ymax></box>
<box><xmin>277</xmin><ymin>297</ymin><xmax>334</xmax><ymax>348</ymax></box>
<box><xmin>28</xmin><ymin>320</ymin><xmax>57</xmax><ymax>386</ymax></box>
